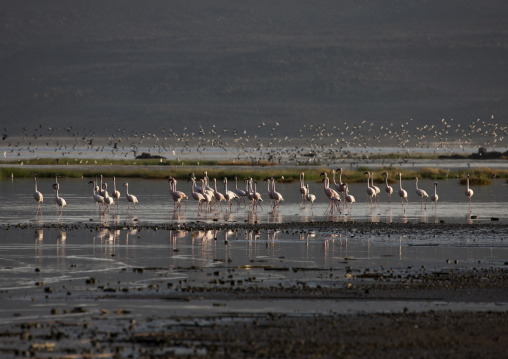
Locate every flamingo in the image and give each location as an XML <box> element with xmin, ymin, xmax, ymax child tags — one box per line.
<box><xmin>188</xmin><ymin>173</ymin><xmax>203</xmax><ymax>194</ymax></box>
<box><xmin>94</xmin><ymin>176</ymin><xmax>100</xmax><ymax>194</ymax></box>
<box><xmin>123</xmin><ymin>182</ymin><xmax>138</xmax><ymax>212</ymax></box>
<box><xmin>52</xmin><ymin>183</ymin><xmax>66</xmax><ymax>216</ymax></box>
<box><xmin>200</xmin><ymin>179</ymin><xmax>213</xmax><ymax>211</ymax></box>
<box><xmin>414</xmin><ymin>176</ymin><xmax>428</xmax><ymax>210</ymax></box>
<box><xmin>370</xmin><ymin>172</ymin><xmax>381</xmax><ymax>203</ymax></box>
<box><xmin>246</xmin><ymin>178</ymin><xmax>262</xmax><ymax>210</ymax></box>
<box><xmin>33</xmin><ymin>174</ymin><xmax>43</xmax><ymax>216</ymax></box>
<box><xmin>54</xmin><ymin>174</ymin><xmax>61</xmax><ymax>210</ymax></box>
<box><xmin>102</xmin><ymin>183</ymin><xmax>114</xmax><ymax>214</ymax></box>
<box><xmin>430</xmin><ymin>182</ymin><xmax>438</xmax><ymax>210</ymax></box>
<box><xmin>364</xmin><ymin>172</ymin><xmax>376</xmax><ymax>205</ymax></box>
<box><xmin>189</xmin><ymin>177</ymin><xmax>205</xmax><ymax>210</ymax></box>
<box><xmin>223</xmin><ymin>177</ymin><xmax>238</xmax><ymax>211</ymax></box>
<box><xmin>299</xmin><ymin>172</ymin><xmax>308</xmax><ymax>206</ymax></box>
<box><xmin>263</xmin><ymin>177</ymin><xmax>275</xmax><ymax>207</ymax></box>
<box><xmin>465</xmin><ymin>174</ymin><xmax>474</xmax><ymax>212</ymax></box>
<box><xmin>168</xmin><ymin>177</ymin><xmax>188</xmax><ymax>211</ymax></box>
<box><xmin>383</xmin><ymin>172</ymin><xmax>394</xmax><ymax>203</ymax></box>
<box><xmin>320</xmin><ymin>172</ymin><xmax>341</xmax><ymax>214</ymax></box>
<box><xmin>233</xmin><ymin>176</ymin><xmax>247</xmax><ymax>204</ymax></box>
<box><xmin>270</xmin><ymin>177</ymin><xmax>284</xmax><ymax>210</ymax></box>
<box><xmin>213</xmin><ymin>178</ymin><xmax>226</xmax><ymax>210</ymax></box>
<box><xmin>111</xmin><ymin>176</ymin><xmax>121</xmax><ymax>207</ymax></box>
<box><xmin>398</xmin><ymin>173</ymin><xmax>408</xmax><ymax>212</ymax></box>
<box><xmin>332</xmin><ymin>169</ymin><xmax>346</xmax><ymax>200</ymax></box>
<box><xmin>202</xmin><ymin>171</ymin><xmax>214</xmax><ymax>193</ymax></box>
<box><xmin>246</xmin><ymin>178</ymin><xmax>256</xmax><ymax>206</ymax></box>
<box><xmin>252</xmin><ymin>180</ymin><xmax>263</xmax><ymax>210</ymax></box>
<box><xmin>88</xmin><ymin>179</ymin><xmax>105</xmax><ymax>211</ymax></box>
<box><xmin>305</xmin><ymin>184</ymin><xmax>316</xmax><ymax>209</ymax></box>
<box><xmin>344</xmin><ymin>183</ymin><xmax>356</xmax><ymax>211</ymax></box>
<box><xmin>99</xmin><ymin>175</ymin><xmax>106</xmax><ymax>197</ymax></box>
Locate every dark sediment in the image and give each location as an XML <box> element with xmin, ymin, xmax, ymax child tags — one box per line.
<box><xmin>4</xmin><ymin>220</ymin><xmax>508</xmax><ymax>234</ymax></box>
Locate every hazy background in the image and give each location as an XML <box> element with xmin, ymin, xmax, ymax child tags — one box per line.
<box><xmin>1</xmin><ymin>0</ymin><xmax>507</xmax><ymax>138</ymax></box>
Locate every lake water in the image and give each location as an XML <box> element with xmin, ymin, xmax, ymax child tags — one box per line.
<box><xmin>1</xmin><ymin>175</ymin><xmax>507</xmax><ymax>321</ymax></box>
<box><xmin>1</xmin><ymin>177</ymin><xmax>506</xmax><ymax>225</ymax></box>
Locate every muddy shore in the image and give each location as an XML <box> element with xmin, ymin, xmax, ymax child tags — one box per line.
<box><xmin>0</xmin><ymin>222</ymin><xmax>507</xmax><ymax>358</ymax></box>
<box><xmin>3</xmin><ymin>219</ymin><xmax>508</xmax><ymax>233</ymax></box>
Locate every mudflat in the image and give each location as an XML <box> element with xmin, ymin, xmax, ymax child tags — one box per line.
<box><xmin>0</xmin><ymin>222</ymin><xmax>506</xmax><ymax>358</ymax></box>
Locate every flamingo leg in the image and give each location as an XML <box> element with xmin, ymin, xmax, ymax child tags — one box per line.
<box><xmin>324</xmin><ymin>200</ymin><xmax>331</xmax><ymax>215</ymax></box>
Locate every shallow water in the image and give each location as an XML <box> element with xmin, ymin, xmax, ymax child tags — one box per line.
<box><xmin>1</xmin><ymin>176</ymin><xmax>507</xmax><ymax>320</ymax></box>
<box><xmin>1</xmin><ymin>177</ymin><xmax>507</xmax><ymax>225</ymax></box>
<box><xmin>0</xmin><ymin>225</ymin><xmax>507</xmax><ymax>322</ymax></box>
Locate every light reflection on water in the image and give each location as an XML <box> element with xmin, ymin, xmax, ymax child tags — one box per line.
<box><xmin>0</xmin><ymin>177</ymin><xmax>506</xmax><ymax>225</ymax></box>
<box><xmin>0</xmin><ymin>225</ymin><xmax>506</xmax><ymax>294</ymax></box>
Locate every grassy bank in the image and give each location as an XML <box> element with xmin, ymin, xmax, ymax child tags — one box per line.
<box><xmin>1</xmin><ymin>165</ymin><xmax>506</xmax><ymax>185</ymax></box>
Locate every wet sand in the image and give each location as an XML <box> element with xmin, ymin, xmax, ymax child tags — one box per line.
<box><xmin>0</xmin><ymin>221</ymin><xmax>507</xmax><ymax>358</ymax></box>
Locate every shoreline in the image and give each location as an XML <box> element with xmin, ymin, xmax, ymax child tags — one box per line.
<box><xmin>4</xmin><ymin>219</ymin><xmax>508</xmax><ymax>231</ymax></box>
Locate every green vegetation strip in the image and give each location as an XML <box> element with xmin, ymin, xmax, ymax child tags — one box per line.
<box><xmin>1</xmin><ymin>165</ymin><xmax>505</xmax><ymax>185</ymax></box>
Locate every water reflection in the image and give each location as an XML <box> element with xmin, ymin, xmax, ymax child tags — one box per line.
<box><xmin>400</xmin><ymin>213</ymin><xmax>408</xmax><ymax>223</ymax></box>
<box><xmin>0</xmin><ymin>224</ymin><xmax>505</xmax><ymax>295</ymax></box>
<box><xmin>267</xmin><ymin>211</ymin><xmax>282</xmax><ymax>223</ymax></box>
<box><xmin>56</xmin><ymin>230</ymin><xmax>66</xmax><ymax>273</ymax></box>
<box><xmin>34</xmin><ymin>229</ymin><xmax>43</xmax><ymax>242</ymax></box>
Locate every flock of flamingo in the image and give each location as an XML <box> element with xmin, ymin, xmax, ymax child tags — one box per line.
<box><xmin>32</xmin><ymin>169</ymin><xmax>475</xmax><ymax>217</ymax></box>
<box><xmin>318</xmin><ymin>169</ymin><xmax>473</xmax><ymax>214</ymax></box>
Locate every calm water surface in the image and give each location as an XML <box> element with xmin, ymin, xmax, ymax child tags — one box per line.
<box><xmin>0</xmin><ymin>177</ymin><xmax>506</xmax><ymax>225</ymax></box>
<box><xmin>0</xmin><ymin>223</ymin><xmax>506</xmax><ymax>321</ymax></box>
<box><xmin>1</xmin><ymin>175</ymin><xmax>507</xmax><ymax>320</ymax></box>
